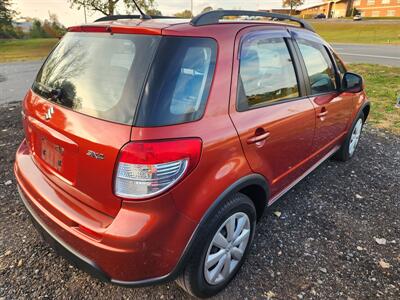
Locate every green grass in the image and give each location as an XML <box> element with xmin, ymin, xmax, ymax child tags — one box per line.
<box><xmin>314</xmin><ymin>23</ymin><xmax>400</xmax><ymax>44</ymax></box>
<box><xmin>348</xmin><ymin>64</ymin><xmax>400</xmax><ymax>134</ymax></box>
<box><xmin>0</xmin><ymin>38</ymin><xmax>58</xmax><ymax>63</ymax></box>
<box><xmin>0</xmin><ymin>23</ymin><xmax>399</xmax><ymax>64</ymax></box>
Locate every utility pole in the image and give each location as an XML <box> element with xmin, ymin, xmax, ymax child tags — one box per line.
<box><xmin>83</xmin><ymin>0</ymin><xmax>87</xmax><ymax>23</ymax></box>
<box><xmin>191</xmin><ymin>0</ymin><xmax>193</xmax><ymax>17</ymax></box>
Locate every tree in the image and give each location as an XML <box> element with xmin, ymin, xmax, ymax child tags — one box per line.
<box><xmin>0</xmin><ymin>0</ymin><xmax>20</xmax><ymax>38</ymax></box>
<box><xmin>48</xmin><ymin>13</ymin><xmax>67</xmax><ymax>36</ymax></box>
<box><xmin>0</xmin><ymin>0</ymin><xmax>17</xmax><ymax>25</ymax></box>
<box><xmin>282</xmin><ymin>0</ymin><xmax>304</xmax><ymax>15</ymax></box>
<box><xmin>30</xmin><ymin>19</ymin><xmax>48</xmax><ymax>38</ymax></box>
<box><xmin>68</xmin><ymin>0</ymin><xmax>155</xmax><ymax>16</ymax></box>
<box><xmin>174</xmin><ymin>10</ymin><xmax>193</xmax><ymax>18</ymax></box>
<box><xmin>201</xmin><ymin>6</ymin><xmax>213</xmax><ymax>14</ymax></box>
<box><xmin>29</xmin><ymin>14</ymin><xmax>66</xmax><ymax>39</ymax></box>
<box><xmin>146</xmin><ymin>8</ymin><xmax>162</xmax><ymax>16</ymax></box>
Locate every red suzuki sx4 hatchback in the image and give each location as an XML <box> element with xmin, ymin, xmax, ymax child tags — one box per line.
<box><xmin>14</xmin><ymin>10</ymin><xmax>370</xmax><ymax>298</ymax></box>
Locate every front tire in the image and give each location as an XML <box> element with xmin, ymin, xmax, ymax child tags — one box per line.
<box><xmin>334</xmin><ymin>112</ymin><xmax>364</xmax><ymax>161</ymax></box>
<box><xmin>176</xmin><ymin>193</ymin><xmax>256</xmax><ymax>298</ymax></box>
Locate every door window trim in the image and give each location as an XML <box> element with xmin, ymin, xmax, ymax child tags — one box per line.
<box><xmin>235</xmin><ymin>32</ymin><xmax>307</xmax><ymax>112</ymax></box>
<box><xmin>325</xmin><ymin>47</ymin><xmax>347</xmax><ymax>90</ymax></box>
<box><xmin>291</xmin><ymin>34</ymin><xmax>341</xmax><ymax>97</ymax></box>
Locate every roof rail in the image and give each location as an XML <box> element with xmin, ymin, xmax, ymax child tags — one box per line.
<box><xmin>94</xmin><ymin>15</ymin><xmax>180</xmax><ymax>22</ymax></box>
<box><xmin>190</xmin><ymin>10</ymin><xmax>315</xmax><ymax>32</ymax></box>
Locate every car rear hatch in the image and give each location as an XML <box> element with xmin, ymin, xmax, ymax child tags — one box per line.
<box><xmin>23</xmin><ymin>30</ymin><xmax>161</xmax><ymax>217</ymax></box>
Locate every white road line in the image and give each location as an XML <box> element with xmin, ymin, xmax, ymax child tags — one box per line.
<box><xmin>337</xmin><ymin>52</ymin><xmax>400</xmax><ymax>60</ymax></box>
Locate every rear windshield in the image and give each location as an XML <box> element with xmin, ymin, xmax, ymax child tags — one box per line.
<box><xmin>33</xmin><ymin>33</ymin><xmax>217</xmax><ymax>127</ymax></box>
<box><xmin>33</xmin><ymin>32</ymin><xmax>160</xmax><ymax>125</ymax></box>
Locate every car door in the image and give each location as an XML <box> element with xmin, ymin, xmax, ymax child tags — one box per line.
<box><xmin>292</xmin><ymin>33</ymin><xmax>352</xmax><ymax>159</ymax></box>
<box><xmin>229</xmin><ymin>28</ymin><xmax>316</xmax><ymax>199</ymax></box>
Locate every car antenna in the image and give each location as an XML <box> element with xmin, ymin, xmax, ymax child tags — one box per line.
<box><xmin>131</xmin><ymin>0</ymin><xmax>151</xmax><ymax>20</ymax></box>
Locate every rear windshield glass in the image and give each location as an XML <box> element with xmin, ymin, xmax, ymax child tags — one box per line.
<box><xmin>33</xmin><ymin>32</ymin><xmax>160</xmax><ymax>125</ymax></box>
<box><xmin>136</xmin><ymin>37</ymin><xmax>217</xmax><ymax>127</ymax></box>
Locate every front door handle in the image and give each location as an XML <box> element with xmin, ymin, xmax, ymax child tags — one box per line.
<box><xmin>247</xmin><ymin>131</ymin><xmax>271</xmax><ymax>144</ymax></box>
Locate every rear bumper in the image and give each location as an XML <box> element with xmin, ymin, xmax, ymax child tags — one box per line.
<box><xmin>14</xmin><ymin>139</ymin><xmax>197</xmax><ymax>286</ymax></box>
<box><xmin>19</xmin><ymin>187</ymin><xmax>109</xmax><ymax>282</ymax></box>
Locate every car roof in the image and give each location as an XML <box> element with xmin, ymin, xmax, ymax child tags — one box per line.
<box><xmin>69</xmin><ymin>17</ymin><xmax>309</xmax><ymax>37</ymax></box>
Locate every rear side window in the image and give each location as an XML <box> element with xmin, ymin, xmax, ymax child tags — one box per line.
<box><xmin>296</xmin><ymin>39</ymin><xmax>337</xmax><ymax>95</ymax></box>
<box><xmin>33</xmin><ymin>32</ymin><xmax>160</xmax><ymax>125</ymax></box>
<box><xmin>136</xmin><ymin>37</ymin><xmax>217</xmax><ymax>127</ymax></box>
<box><xmin>237</xmin><ymin>37</ymin><xmax>299</xmax><ymax>111</ymax></box>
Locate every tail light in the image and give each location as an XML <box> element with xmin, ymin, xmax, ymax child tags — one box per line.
<box><xmin>114</xmin><ymin>138</ymin><xmax>202</xmax><ymax>199</ymax></box>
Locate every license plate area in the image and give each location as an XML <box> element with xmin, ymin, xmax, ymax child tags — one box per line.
<box><xmin>40</xmin><ymin>138</ymin><xmax>64</xmax><ymax>172</ymax></box>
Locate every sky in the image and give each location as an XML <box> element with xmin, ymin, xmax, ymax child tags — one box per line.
<box><xmin>13</xmin><ymin>0</ymin><xmax>324</xmax><ymax>27</ymax></box>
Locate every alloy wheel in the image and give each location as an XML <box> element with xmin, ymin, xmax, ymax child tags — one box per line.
<box><xmin>349</xmin><ymin>118</ymin><xmax>363</xmax><ymax>156</ymax></box>
<box><xmin>204</xmin><ymin>212</ymin><xmax>251</xmax><ymax>285</ymax></box>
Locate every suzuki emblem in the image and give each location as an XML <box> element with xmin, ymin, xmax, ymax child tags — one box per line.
<box><xmin>45</xmin><ymin>107</ymin><xmax>54</xmax><ymax>120</ymax></box>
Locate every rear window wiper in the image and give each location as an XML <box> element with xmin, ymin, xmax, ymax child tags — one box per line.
<box><xmin>35</xmin><ymin>82</ymin><xmax>63</xmax><ymax>101</ymax></box>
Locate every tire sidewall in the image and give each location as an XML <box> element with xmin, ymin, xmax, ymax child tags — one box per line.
<box><xmin>189</xmin><ymin>195</ymin><xmax>256</xmax><ymax>298</ymax></box>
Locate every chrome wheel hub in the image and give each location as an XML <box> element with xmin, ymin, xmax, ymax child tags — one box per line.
<box><xmin>204</xmin><ymin>212</ymin><xmax>251</xmax><ymax>285</ymax></box>
<box><xmin>349</xmin><ymin>119</ymin><xmax>363</xmax><ymax>156</ymax></box>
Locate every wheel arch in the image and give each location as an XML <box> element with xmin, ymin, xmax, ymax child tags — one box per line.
<box><xmin>362</xmin><ymin>102</ymin><xmax>370</xmax><ymax>123</ymax></box>
<box><xmin>211</xmin><ymin>173</ymin><xmax>269</xmax><ymax>221</ymax></box>
<box><xmin>238</xmin><ymin>183</ymin><xmax>268</xmax><ymax>221</ymax></box>
<box><xmin>169</xmin><ymin>173</ymin><xmax>269</xmax><ymax>280</ymax></box>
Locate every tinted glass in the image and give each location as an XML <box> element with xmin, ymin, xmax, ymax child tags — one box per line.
<box><xmin>237</xmin><ymin>37</ymin><xmax>299</xmax><ymax>111</ymax></box>
<box><xmin>33</xmin><ymin>32</ymin><xmax>160</xmax><ymax>125</ymax></box>
<box><xmin>136</xmin><ymin>37</ymin><xmax>217</xmax><ymax>127</ymax></box>
<box><xmin>297</xmin><ymin>39</ymin><xmax>337</xmax><ymax>95</ymax></box>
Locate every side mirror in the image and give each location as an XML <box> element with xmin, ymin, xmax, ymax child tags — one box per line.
<box><xmin>342</xmin><ymin>72</ymin><xmax>364</xmax><ymax>93</ymax></box>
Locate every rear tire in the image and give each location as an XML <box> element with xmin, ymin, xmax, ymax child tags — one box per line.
<box><xmin>334</xmin><ymin>112</ymin><xmax>364</xmax><ymax>162</ymax></box>
<box><xmin>176</xmin><ymin>193</ymin><xmax>256</xmax><ymax>298</ymax></box>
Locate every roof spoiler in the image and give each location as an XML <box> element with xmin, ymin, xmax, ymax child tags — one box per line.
<box><xmin>94</xmin><ymin>15</ymin><xmax>179</xmax><ymax>22</ymax></box>
<box><xmin>190</xmin><ymin>10</ymin><xmax>315</xmax><ymax>32</ymax></box>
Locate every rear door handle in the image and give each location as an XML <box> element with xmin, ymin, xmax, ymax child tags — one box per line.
<box><xmin>318</xmin><ymin>111</ymin><xmax>328</xmax><ymax>117</ymax></box>
<box><xmin>317</xmin><ymin>107</ymin><xmax>328</xmax><ymax>118</ymax></box>
<box><xmin>247</xmin><ymin>132</ymin><xmax>271</xmax><ymax>144</ymax></box>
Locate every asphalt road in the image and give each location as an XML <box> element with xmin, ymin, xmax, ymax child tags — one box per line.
<box><xmin>0</xmin><ymin>43</ymin><xmax>399</xmax><ymax>104</ymax></box>
<box><xmin>332</xmin><ymin>44</ymin><xmax>400</xmax><ymax>67</ymax></box>
<box><xmin>0</xmin><ymin>60</ymin><xmax>43</xmax><ymax>104</ymax></box>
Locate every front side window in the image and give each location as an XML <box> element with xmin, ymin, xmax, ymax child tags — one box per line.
<box><xmin>33</xmin><ymin>32</ymin><xmax>160</xmax><ymax>125</ymax></box>
<box><xmin>136</xmin><ymin>37</ymin><xmax>217</xmax><ymax>127</ymax></box>
<box><xmin>296</xmin><ymin>38</ymin><xmax>337</xmax><ymax>95</ymax></box>
<box><xmin>237</xmin><ymin>37</ymin><xmax>299</xmax><ymax>111</ymax></box>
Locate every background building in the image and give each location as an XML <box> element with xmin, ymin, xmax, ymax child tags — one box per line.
<box><xmin>353</xmin><ymin>0</ymin><xmax>400</xmax><ymax>17</ymax></box>
<box><xmin>12</xmin><ymin>19</ymin><xmax>33</xmax><ymax>33</ymax></box>
<box><xmin>298</xmin><ymin>0</ymin><xmax>352</xmax><ymax>18</ymax></box>
<box><xmin>295</xmin><ymin>0</ymin><xmax>400</xmax><ymax>17</ymax></box>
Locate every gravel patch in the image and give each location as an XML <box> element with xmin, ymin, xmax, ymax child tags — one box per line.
<box><xmin>1</xmin><ymin>102</ymin><xmax>399</xmax><ymax>299</ymax></box>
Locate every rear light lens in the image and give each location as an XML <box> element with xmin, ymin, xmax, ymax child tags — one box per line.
<box><xmin>114</xmin><ymin>138</ymin><xmax>202</xmax><ymax>199</ymax></box>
